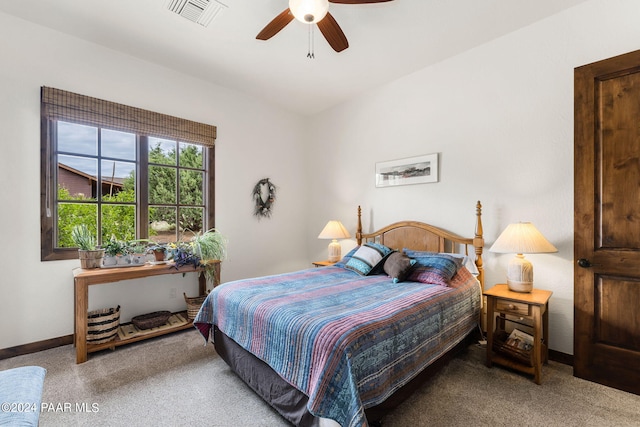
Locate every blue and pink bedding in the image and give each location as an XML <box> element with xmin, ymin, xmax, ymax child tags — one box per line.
<box><xmin>195</xmin><ymin>264</ymin><xmax>481</xmax><ymax>427</ymax></box>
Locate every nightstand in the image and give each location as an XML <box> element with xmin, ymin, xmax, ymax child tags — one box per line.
<box><xmin>484</xmin><ymin>284</ymin><xmax>552</xmax><ymax>384</ymax></box>
<box><xmin>312</xmin><ymin>261</ymin><xmax>336</xmax><ymax>267</ymax></box>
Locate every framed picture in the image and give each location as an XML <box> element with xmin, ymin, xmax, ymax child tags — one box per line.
<box><xmin>375</xmin><ymin>153</ymin><xmax>439</xmax><ymax>188</ymax></box>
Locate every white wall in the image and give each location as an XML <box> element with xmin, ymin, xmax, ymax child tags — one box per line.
<box><xmin>306</xmin><ymin>0</ymin><xmax>640</xmax><ymax>355</ymax></box>
<box><xmin>3</xmin><ymin>0</ymin><xmax>640</xmax><ymax>356</ymax></box>
<box><xmin>0</xmin><ymin>12</ymin><xmax>309</xmax><ymax>349</ymax></box>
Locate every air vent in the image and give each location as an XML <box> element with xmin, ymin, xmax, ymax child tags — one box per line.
<box><xmin>166</xmin><ymin>0</ymin><xmax>228</xmax><ymax>27</ymax></box>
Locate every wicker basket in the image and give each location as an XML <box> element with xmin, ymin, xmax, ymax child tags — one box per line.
<box><xmin>87</xmin><ymin>305</ymin><xmax>120</xmax><ymax>344</ymax></box>
<box><xmin>184</xmin><ymin>293</ymin><xmax>207</xmax><ymax>320</ymax></box>
<box><xmin>131</xmin><ymin>311</ymin><xmax>171</xmax><ymax>330</ymax></box>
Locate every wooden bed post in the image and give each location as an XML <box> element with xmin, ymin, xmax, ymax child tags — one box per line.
<box><xmin>356</xmin><ymin>205</ymin><xmax>363</xmax><ymax>245</ymax></box>
<box><xmin>474</xmin><ymin>200</ymin><xmax>484</xmax><ymax>291</ymax></box>
<box><xmin>474</xmin><ymin>200</ymin><xmax>486</xmax><ymax>333</ymax></box>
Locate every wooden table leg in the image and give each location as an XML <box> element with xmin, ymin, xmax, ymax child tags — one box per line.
<box><xmin>198</xmin><ymin>272</ymin><xmax>206</xmax><ymax>295</ymax></box>
<box><xmin>486</xmin><ymin>296</ymin><xmax>495</xmax><ymax>368</ymax></box>
<box><xmin>543</xmin><ymin>302</ymin><xmax>549</xmax><ymax>364</ymax></box>
<box><xmin>532</xmin><ymin>305</ymin><xmax>542</xmax><ymax>384</ymax></box>
<box><xmin>75</xmin><ymin>278</ymin><xmax>88</xmax><ymax>364</ymax></box>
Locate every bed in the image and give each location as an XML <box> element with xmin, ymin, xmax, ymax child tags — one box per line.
<box><xmin>194</xmin><ymin>202</ymin><xmax>484</xmax><ymax>427</ymax></box>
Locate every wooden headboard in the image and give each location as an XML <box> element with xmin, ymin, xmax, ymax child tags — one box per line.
<box><xmin>355</xmin><ymin>201</ymin><xmax>485</xmax><ymax>290</ymax></box>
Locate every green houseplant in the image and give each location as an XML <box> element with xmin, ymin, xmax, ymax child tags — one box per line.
<box><xmin>148</xmin><ymin>242</ymin><xmax>168</xmax><ymax>262</ymax></box>
<box><xmin>126</xmin><ymin>239</ymin><xmax>150</xmax><ymax>265</ymax></box>
<box><xmin>169</xmin><ymin>229</ymin><xmax>226</xmax><ymax>284</ymax></box>
<box><xmin>188</xmin><ymin>228</ymin><xmax>227</xmax><ymax>285</ymax></box>
<box><xmin>71</xmin><ymin>224</ymin><xmax>104</xmax><ymax>268</ymax></box>
<box><xmin>102</xmin><ymin>235</ymin><xmax>129</xmax><ymax>266</ymax></box>
<box><xmin>103</xmin><ymin>236</ymin><xmax>127</xmax><ymax>256</ymax></box>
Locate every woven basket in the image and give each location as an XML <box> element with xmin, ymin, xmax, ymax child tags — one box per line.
<box><xmin>87</xmin><ymin>305</ymin><xmax>120</xmax><ymax>344</ymax></box>
<box><xmin>131</xmin><ymin>311</ymin><xmax>171</xmax><ymax>330</ymax></box>
<box><xmin>184</xmin><ymin>293</ymin><xmax>207</xmax><ymax>320</ymax></box>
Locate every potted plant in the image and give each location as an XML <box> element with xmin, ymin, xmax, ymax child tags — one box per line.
<box><xmin>190</xmin><ymin>228</ymin><xmax>227</xmax><ymax>285</ymax></box>
<box><xmin>71</xmin><ymin>224</ymin><xmax>104</xmax><ymax>269</ymax></box>
<box><xmin>148</xmin><ymin>242</ymin><xmax>167</xmax><ymax>262</ymax></box>
<box><xmin>167</xmin><ymin>242</ymin><xmax>199</xmax><ymax>267</ymax></box>
<box><xmin>102</xmin><ymin>235</ymin><xmax>129</xmax><ymax>266</ymax></box>
<box><xmin>126</xmin><ymin>240</ymin><xmax>150</xmax><ymax>265</ymax></box>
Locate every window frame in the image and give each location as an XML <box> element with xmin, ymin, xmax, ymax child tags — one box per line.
<box><xmin>40</xmin><ymin>87</ymin><xmax>216</xmax><ymax>261</ymax></box>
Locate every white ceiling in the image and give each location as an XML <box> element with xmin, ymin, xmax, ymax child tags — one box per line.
<box><xmin>0</xmin><ymin>0</ymin><xmax>587</xmax><ymax>115</ymax></box>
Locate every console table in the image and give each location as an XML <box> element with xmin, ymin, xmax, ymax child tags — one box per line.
<box><xmin>73</xmin><ymin>262</ymin><xmax>219</xmax><ymax>364</ymax></box>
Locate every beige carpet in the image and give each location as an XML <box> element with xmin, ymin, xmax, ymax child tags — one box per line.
<box><xmin>1</xmin><ymin>330</ymin><xmax>639</xmax><ymax>427</ymax></box>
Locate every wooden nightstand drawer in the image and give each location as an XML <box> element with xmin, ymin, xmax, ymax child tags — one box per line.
<box><xmin>495</xmin><ymin>299</ymin><xmax>530</xmax><ymax>316</ymax></box>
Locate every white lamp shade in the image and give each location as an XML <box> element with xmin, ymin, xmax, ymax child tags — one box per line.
<box><xmin>318</xmin><ymin>220</ymin><xmax>350</xmax><ymax>262</ymax></box>
<box><xmin>289</xmin><ymin>0</ymin><xmax>329</xmax><ymax>23</ymax></box>
<box><xmin>318</xmin><ymin>220</ymin><xmax>351</xmax><ymax>240</ymax></box>
<box><xmin>489</xmin><ymin>222</ymin><xmax>557</xmax><ymax>254</ymax></box>
<box><xmin>489</xmin><ymin>222</ymin><xmax>557</xmax><ymax>293</ymax></box>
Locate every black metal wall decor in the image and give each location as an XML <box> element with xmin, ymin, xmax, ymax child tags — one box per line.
<box><xmin>253</xmin><ymin>178</ymin><xmax>276</xmax><ymax>218</ymax></box>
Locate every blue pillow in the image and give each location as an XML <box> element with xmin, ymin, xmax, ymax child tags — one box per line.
<box><xmin>404</xmin><ymin>251</ymin><xmax>462</xmax><ymax>286</ymax></box>
<box><xmin>403</xmin><ymin>250</ymin><xmax>465</xmax><ymax>269</ymax></box>
<box><xmin>345</xmin><ymin>243</ymin><xmax>394</xmax><ymax>275</ymax></box>
<box><xmin>403</xmin><ymin>249</ymin><xmax>480</xmax><ymax>275</ymax></box>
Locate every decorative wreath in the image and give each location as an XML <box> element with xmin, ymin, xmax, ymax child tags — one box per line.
<box><xmin>253</xmin><ymin>178</ymin><xmax>276</xmax><ymax>218</ymax></box>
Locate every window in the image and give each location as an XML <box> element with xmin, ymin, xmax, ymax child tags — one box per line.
<box><xmin>40</xmin><ymin>87</ymin><xmax>216</xmax><ymax>261</ymax></box>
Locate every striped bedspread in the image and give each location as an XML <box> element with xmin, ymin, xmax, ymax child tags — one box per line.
<box><xmin>194</xmin><ymin>266</ymin><xmax>480</xmax><ymax>427</ymax></box>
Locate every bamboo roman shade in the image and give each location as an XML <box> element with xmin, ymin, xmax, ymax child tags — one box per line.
<box><xmin>41</xmin><ymin>86</ymin><xmax>216</xmax><ymax>147</ymax></box>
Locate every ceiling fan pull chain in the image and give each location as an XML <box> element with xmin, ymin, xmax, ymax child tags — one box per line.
<box><xmin>307</xmin><ymin>24</ymin><xmax>315</xmax><ymax>59</ymax></box>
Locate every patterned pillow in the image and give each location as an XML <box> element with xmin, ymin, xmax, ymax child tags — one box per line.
<box><xmin>383</xmin><ymin>252</ymin><xmax>417</xmax><ymax>283</ymax></box>
<box><xmin>345</xmin><ymin>243</ymin><xmax>394</xmax><ymax>276</ymax></box>
<box><xmin>333</xmin><ymin>246</ymin><xmax>359</xmax><ymax>268</ymax></box>
<box><xmin>404</xmin><ymin>249</ymin><xmax>478</xmax><ymax>276</ymax></box>
<box><xmin>403</xmin><ymin>250</ymin><xmax>465</xmax><ymax>269</ymax></box>
<box><xmin>405</xmin><ymin>252</ymin><xmax>462</xmax><ymax>286</ymax></box>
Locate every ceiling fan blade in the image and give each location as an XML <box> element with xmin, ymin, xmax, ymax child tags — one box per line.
<box><xmin>256</xmin><ymin>9</ymin><xmax>294</xmax><ymax>40</ymax></box>
<box><xmin>317</xmin><ymin>12</ymin><xmax>349</xmax><ymax>52</ymax></box>
<box><xmin>329</xmin><ymin>0</ymin><xmax>393</xmax><ymax>4</ymax></box>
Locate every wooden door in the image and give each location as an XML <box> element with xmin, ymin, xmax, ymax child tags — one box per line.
<box><xmin>574</xmin><ymin>50</ymin><xmax>640</xmax><ymax>395</ymax></box>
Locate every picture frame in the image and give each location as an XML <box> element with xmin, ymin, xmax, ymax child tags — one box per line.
<box><xmin>375</xmin><ymin>153</ymin><xmax>439</xmax><ymax>188</ymax></box>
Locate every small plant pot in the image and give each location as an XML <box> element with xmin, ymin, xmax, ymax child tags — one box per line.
<box><xmin>102</xmin><ymin>255</ymin><xmax>118</xmax><ymax>267</ymax></box>
<box><xmin>78</xmin><ymin>249</ymin><xmax>104</xmax><ymax>269</ymax></box>
<box><xmin>116</xmin><ymin>255</ymin><xmax>131</xmax><ymax>266</ymax></box>
<box><xmin>152</xmin><ymin>250</ymin><xmax>166</xmax><ymax>262</ymax></box>
<box><xmin>130</xmin><ymin>254</ymin><xmax>146</xmax><ymax>265</ymax></box>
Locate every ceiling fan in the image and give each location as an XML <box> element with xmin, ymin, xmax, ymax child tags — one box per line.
<box><xmin>256</xmin><ymin>0</ymin><xmax>394</xmax><ymax>53</ymax></box>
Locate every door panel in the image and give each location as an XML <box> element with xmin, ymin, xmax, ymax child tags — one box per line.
<box><xmin>599</xmin><ymin>74</ymin><xmax>640</xmax><ymax>249</ymax></box>
<box><xmin>574</xmin><ymin>50</ymin><xmax>640</xmax><ymax>395</ymax></box>
<box><xmin>595</xmin><ymin>276</ymin><xmax>640</xmax><ymax>351</ymax></box>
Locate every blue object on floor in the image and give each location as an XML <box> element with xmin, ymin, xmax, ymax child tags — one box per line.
<box><xmin>0</xmin><ymin>366</ymin><xmax>46</xmax><ymax>426</ymax></box>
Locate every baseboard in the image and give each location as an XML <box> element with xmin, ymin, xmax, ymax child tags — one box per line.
<box><xmin>1</xmin><ymin>333</ymin><xmax>575</xmax><ymax>368</ymax></box>
<box><xmin>549</xmin><ymin>349</ymin><xmax>573</xmax><ymax>366</ymax></box>
<box><xmin>0</xmin><ymin>335</ymin><xmax>73</xmax><ymax>360</ymax></box>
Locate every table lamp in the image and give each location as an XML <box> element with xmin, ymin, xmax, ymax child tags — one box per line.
<box><xmin>489</xmin><ymin>222</ymin><xmax>557</xmax><ymax>292</ymax></box>
<box><xmin>318</xmin><ymin>220</ymin><xmax>351</xmax><ymax>262</ymax></box>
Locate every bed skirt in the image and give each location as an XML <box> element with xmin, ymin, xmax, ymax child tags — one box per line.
<box><xmin>213</xmin><ymin>326</ymin><xmax>475</xmax><ymax>426</ymax></box>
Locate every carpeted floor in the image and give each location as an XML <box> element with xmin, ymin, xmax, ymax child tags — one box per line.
<box><xmin>1</xmin><ymin>329</ymin><xmax>639</xmax><ymax>427</ymax></box>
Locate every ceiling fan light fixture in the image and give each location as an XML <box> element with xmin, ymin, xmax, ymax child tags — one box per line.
<box><xmin>289</xmin><ymin>0</ymin><xmax>329</xmax><ymax>24</ymax></box>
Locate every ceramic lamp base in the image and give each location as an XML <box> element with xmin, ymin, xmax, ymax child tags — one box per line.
<box><xmin>327</xmin><ymin>239</ymin><xmax>341</xmax><ymax>263</ymax></box>
<box><xmin>506</xmin><ymin>254</ymin><xmax>534</xmax><ymax>292</ymax></box>
<box><xmin>507</xmin><ymin>279</ymin><xmax>533</xmax><ymax>293</ymax></box>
